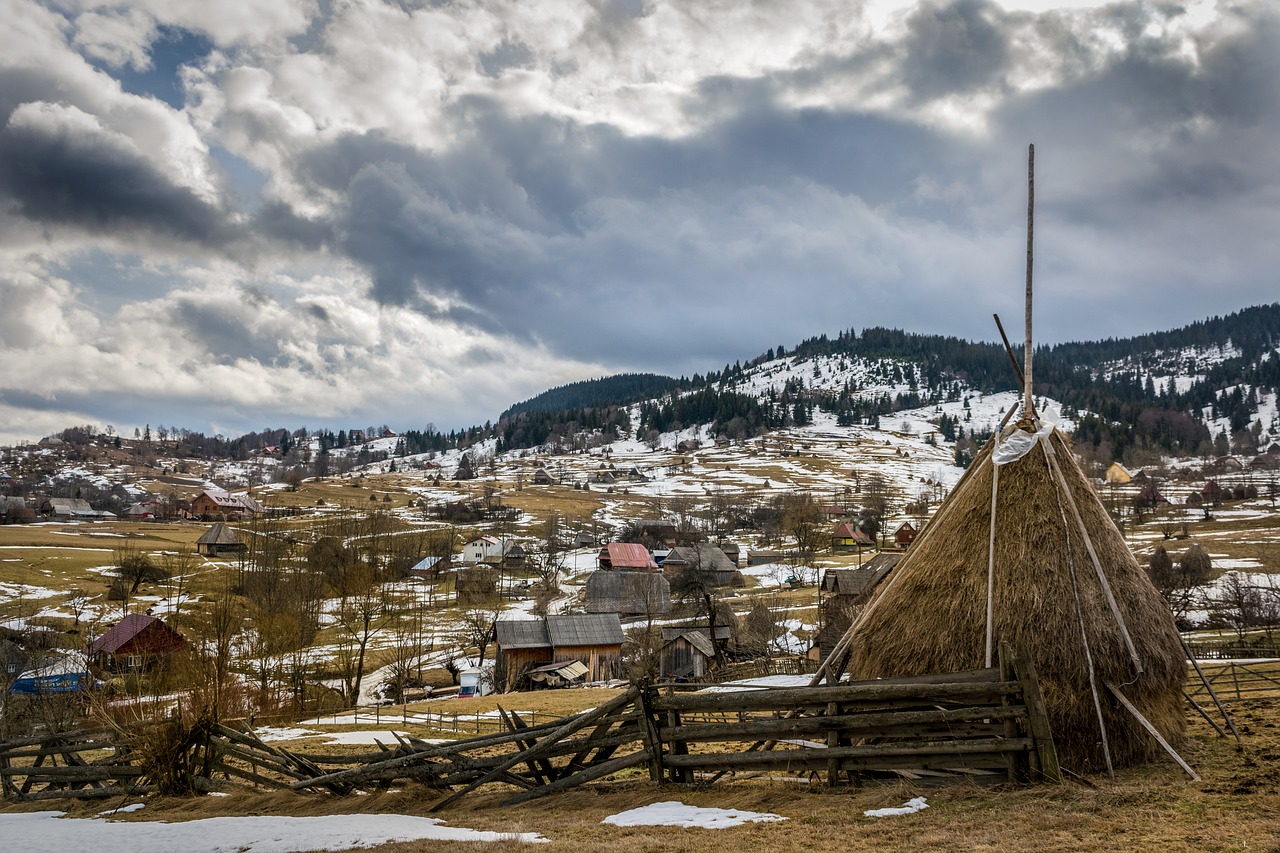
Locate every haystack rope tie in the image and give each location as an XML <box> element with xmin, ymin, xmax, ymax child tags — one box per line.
<box><xmin>1041</xmin><ymin>434</ymin><xmax>1144</xmax><ymax>674</ymax></box>
<box><xmin>1043</xmin><ymin>441</ymin><xmax>1114</xmax><ymax>777</ymax></box>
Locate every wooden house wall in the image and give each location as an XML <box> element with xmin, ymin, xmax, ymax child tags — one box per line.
<box><xmin>554</xmin><ymin>644</ymin><xmax>621</xmax><ymax>682</ymax></box>
<box><xmin>496</xmin><ymin>645</ymin><xmax>551</xmax><ymax>691</ymax></box>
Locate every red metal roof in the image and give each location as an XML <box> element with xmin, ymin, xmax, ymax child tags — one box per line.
<box><xmin>605</xmin><ymin>542</ymin><xmax>657</xmax><ymax>570</ymax></box>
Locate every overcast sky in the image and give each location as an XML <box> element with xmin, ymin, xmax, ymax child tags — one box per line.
<box><xmin>1</xmin><ymin>0</ymin><xmax>1276</xmax><ymax>444</ymax></box>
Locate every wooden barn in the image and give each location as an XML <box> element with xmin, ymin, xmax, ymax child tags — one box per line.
<box><xmin>892</xmin><ymin>521</ymin><xmax>918</xmax><ymax>549</ymax></box>
<box><xmin>493</xmin><ymin>614</ymin><xmax>624</xmax><ymax>691</ymax></box>
<box><xmin>584</xmin><ymin>570</ymin><xmax>670</xmax><ymax>615</ymax></box>
<box><xmin>661</xmin><ymin>544</ymin><xmax>744</xmax><ymax>587</ymax></box>
<box><xmin>195</xmin><ymin>522</ymin><xmax>244</xmax><ymax>556</ymax></box>
<box><xmin>813</xmin><ymin>553</ymin><xmax>900</xmax><ymax>662</ymax></box>
<box><xmin>455</xmin><ymin>567</ymin><xmax>499</xmax><ymax>605</ymax></box>
<box><xmin>87</xmin><ymin>614</ymin><xmax>186</xmax><ymax>670</ymax></box>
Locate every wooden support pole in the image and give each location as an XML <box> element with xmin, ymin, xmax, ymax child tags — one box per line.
<box><xmin>1181</xmin><ymin>636</ymin><xmax>1241</xmax><ymax>746</ymax></box>
<box><xmin>1024</xmin><ymin>143</ymin><xmax>1035</xmax><ymax>420</ymax></box>
<box><xmin>1041</xmin><ymin>436</ymin><xmax>1143</xmax><ymax>673</ymax></box>
<box><xmin>1105</xmin><ymin>682</ymin><xmax>1198</xmax><ymax>781</ymax></box>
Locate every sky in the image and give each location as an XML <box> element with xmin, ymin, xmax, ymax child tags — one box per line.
<box><xmin>1</xmin><ymin>0</ymin><xmax>1277</xmax><ymax>444</ymax></box>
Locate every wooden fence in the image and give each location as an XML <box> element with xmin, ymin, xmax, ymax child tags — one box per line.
<box><xmin>1</xmin><ymin>652</ymin><xmax>1058</xmax><ymax>807</ymax></box>
<box><xmin>1186</xmin><ymin>659</ymin><xmax>1280</xmax><ymax>702</ymax></box>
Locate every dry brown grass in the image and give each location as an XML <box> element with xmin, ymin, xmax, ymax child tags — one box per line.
<box><xmin>17</xmin><ymin>698</ymin><xmax>1279</xmax><ymax>853</ymax></box>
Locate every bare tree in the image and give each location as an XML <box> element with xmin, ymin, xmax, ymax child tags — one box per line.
<box><xmin>456</xmin><ymin>606</ymin><xmax>502</xmax><ymax>668</ymax></box>
<box><xmin>335</xmin><ymin>581</ymin><xmax>393</xmax><ymax>706</ymax></box>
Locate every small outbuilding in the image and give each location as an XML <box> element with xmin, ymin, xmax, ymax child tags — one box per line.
<box><xmin>196</xmin><ymin>522</ymin><xmax>244</xmax><ymax>556</ymax></box>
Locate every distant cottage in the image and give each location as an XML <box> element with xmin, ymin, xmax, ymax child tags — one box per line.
<box><xmin>88</xmin><ymin>614</ymin><xmax>186</xmax><ymax>670</ymax></box>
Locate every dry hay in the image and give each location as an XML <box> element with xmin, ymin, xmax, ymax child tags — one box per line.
<box><xmin>846</xmin><ymin>424</ymin><xmax>1186</xmax><ymax>772</ymax></box>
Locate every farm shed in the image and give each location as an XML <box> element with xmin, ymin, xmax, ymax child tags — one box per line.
<box><xmin>195</xmin><ymin>522</ymin><xmax>244</xmax><ymax>556</ymax></box>
<box><xmin>9</xmin><ymin>653</ymin><xmax>93</xmax><ymax>694</ymax></box>
<box><xmin>659</xmin><ymin>630</ymin><xmax>717</xmax><ymax>680</ymax></box>
<box><xmin>584</xmin><ymin>570</ymin><xmax>670</xmax><ymax>615</ymax></box>
<box><xmin>87</xmin><ymin>615</ymin><xmax>186</xmax><ymax>670</ymax></box>
<box><xmin>494</xmin><ymin>614</ymin><xmax>624</xmax><ymax>691</ymax></box>
<box><xmin>455</xmin><ymin>567</ymin><xmax>499</xmax><ymax>605</ymax></box>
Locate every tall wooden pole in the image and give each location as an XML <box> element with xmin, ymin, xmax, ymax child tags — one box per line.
<box><xmin>1024</xmin><ymin>144</ymin><xmax>1035</xmax><ymax>420</ymax></box>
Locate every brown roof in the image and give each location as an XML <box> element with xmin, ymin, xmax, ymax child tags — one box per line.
<box><xmin>196</xmin><ymin>522</ymin><xmax>242</xmax><ymax>546</ymax></box>
<box><xmin>87</xmin><ymin>614</ymin><xmax>184</xmax><ymax>656</ymax></box>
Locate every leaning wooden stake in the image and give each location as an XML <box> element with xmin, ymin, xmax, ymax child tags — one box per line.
<box><xmin>428</xmin><ymin>684</ymin><xmax>640</xmax><ymax>812</ymax></box>
<box><xmin>1180</xmin><ymin>636</ymin><xmax>1242</xmax><ymax>747</ymax></box>
<box><xmin>1105</xmin><ymin>682</ymin><xmax>1199</xmax><ymax>780</ymax></box>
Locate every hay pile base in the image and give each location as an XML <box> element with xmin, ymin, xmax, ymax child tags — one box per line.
<box><xmin>846</xmin><ymin>425</ymin><xmax>1186</xmax><ymax>772</ymax></box>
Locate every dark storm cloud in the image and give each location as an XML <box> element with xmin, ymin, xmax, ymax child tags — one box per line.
<box><xmin>900</xmin><ymin>0</ymin><xmax>1011</xmax><ymax>101</ymax></box>
<box><xmin>295</xmin><ymin>85</ymin><xmax>965</xmax><ymax>367</ymax></box>
<box><xmin>169</xmin><ymin>296</ymin><xmax>286</xmax><ymax>366</ymax></box>
<box><xmin>479</xmin><ymin>40</ymin><xmax>535</xmax><ymax>77</ymax></box>
<box><xmin>0</xmin><ymin>137</ymin><xmax>226</xmax><ymax>245</ymax></box>
<box><xmin>0</xmin><ymin>69</ymin><xmax>235</xmax><ymax>247</ymax></box>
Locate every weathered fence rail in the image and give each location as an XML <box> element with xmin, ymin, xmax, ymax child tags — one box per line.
<box><xmin>1</xmin><ymin>653</ymin><xmax>1059</xmax><ymax>807</ymax></box>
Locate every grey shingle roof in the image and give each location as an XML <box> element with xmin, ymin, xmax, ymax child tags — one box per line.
<box><xmin>546</xmin><ymin>613</ymin><xmax>624</xmax><ymax>647</ymax></box>
<box><xmin>494</xmin><ymin>619</ymin><xmax>550</xmax><ymax>649</ymax></box>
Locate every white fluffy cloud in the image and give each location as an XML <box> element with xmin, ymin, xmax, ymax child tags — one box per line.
<box><xmin>1</xmin><ymin>0</ymin><xmax>1277</xmax><ymax>443</ymax></box>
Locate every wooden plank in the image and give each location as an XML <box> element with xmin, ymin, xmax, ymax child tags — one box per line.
<box><xmin>650</xmin><ymin>681</ymin><xmax>1020</xmax><ymax>714</ymax></box>
<box><xmin>636</xmin><ymin>688</ymin><xmax>665</xmax><ymax>783</ymax></box>
<box><xmin>21</xmin><ymin>784</ymin><xmax>155</xmax><ymax>802</ymax></box>
<box><xmin>498</xmin><ymin>707</ymin><xmax>552</xmax><ymax>787</ymax></box>
<box><xmin>660</xmin><ymin>705</ymin><xmax>1025</xmax><ymax>744</ymax></box>
<box><xmin>1011</xmin><ymin>649</ymin><xmax>1061</xmax><ymax>783</ymax></box>
<box><xmin>4</xmin><ymin>765</ymin><xmax>145</xmax><ymax>780</ymax></box>
<box><xmin>499</xmin><ymin>749</ymin><xmax>650</xmax><ymax>807</ymax></box>
<box><xmin>665</xmin><ymin>737</ymin><xmax>1033</xmax><ymax>770</ymax></box>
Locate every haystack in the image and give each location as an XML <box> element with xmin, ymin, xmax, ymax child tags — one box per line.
<box><xmin>845</xmin><ymin>421</ymin><xmax>1186</xmax><ymax>772</ymax></box>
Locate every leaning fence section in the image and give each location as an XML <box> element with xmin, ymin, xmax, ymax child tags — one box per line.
<box><xmin>1</xmin><ymin>655</ymin><xmax>1058</xmax><ymax>808</ymax></box>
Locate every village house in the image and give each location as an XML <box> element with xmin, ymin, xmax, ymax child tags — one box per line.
<box><xmin>831</xmin><ymin>521</ymin><xmax>875</xmax><ymax>553</ymax></box>
<box><xmin>493</xmin><ymin>614</ymin><xmax>624</xmax><ymax>691</ymax></box>
<box><xmin>189</xmin><ymin>489</ymin><xmax>261</xmax><ymax>519</ymax></box>
<box><xmin>892</xmin><ymin>521</ymin><xmax>918</xmax><ymax>549</ymax></box>
<box><xmin>87</xmin><ymin>614</ymin><xmax>186</xmax><ymax>671</ymax></box>
<box><xmin>460</xmin><ymin>535</ymin><xmax>523</xmax><ymax>566</ymax></box>
<box><xmin>1105</xmin><ymin>462</ymin><xmax>1134</xmax><ymax>484</ymax></box>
